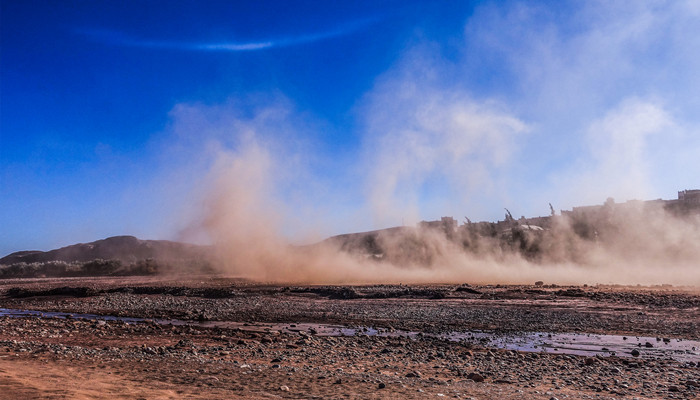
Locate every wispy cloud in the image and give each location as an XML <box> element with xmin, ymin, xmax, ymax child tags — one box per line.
<box><xmin>78</xmin><ymin>17</ymin><xmax>378</xmax><ymax>52</ymax></box>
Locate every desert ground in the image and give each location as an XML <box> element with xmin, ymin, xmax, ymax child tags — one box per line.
<box><xmin>0</xmin><ymin>276</ymin><xmax>698</xmax><ymax>399</ymax></box>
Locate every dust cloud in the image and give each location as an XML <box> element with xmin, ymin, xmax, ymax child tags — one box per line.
<box><xmin>175</xmin><ymin>1</ymin><xmax>700</xmax><ymax>286</ymax></box>
<box><xmin>184</xmin><ymin>124</ymin><xmax>699</xmax><ymax>287</ymax></box>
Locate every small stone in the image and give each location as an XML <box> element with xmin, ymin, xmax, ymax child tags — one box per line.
<box><xmin>631</xmin><ymin>349</ymin><xmax>640</xmax><ymax>357</ymax></box>
<box><xmin>378</xmin><ymin>382</ymin><xmax>386</xmax><ymax>389</ymax></box>
<box><xmin>279</xmin><ymin>385</ymin><xmax>289</xmax><ymax>392</ymax></box>
<box><xmin>467</xmin><ymin>372</ymin><xmax>484</xmax><ymax>382</ymax></box>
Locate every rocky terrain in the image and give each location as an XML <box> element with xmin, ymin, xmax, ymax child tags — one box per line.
<box><xmin>0</xmin><ymin>277</ymin><xmax>697</xmax><ymax>399</ymax></box>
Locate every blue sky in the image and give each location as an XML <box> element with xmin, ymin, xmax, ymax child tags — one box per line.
<box><xmin>2</xmin><ymin>0</ymin><xmax>699</xmax><ymax>255</ymax></box>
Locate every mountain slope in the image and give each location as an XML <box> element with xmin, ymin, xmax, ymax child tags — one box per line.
<box><xmin>0</xmin><ymin>236</ymin><xmax>209</xmax><ymax>265</ymax></box>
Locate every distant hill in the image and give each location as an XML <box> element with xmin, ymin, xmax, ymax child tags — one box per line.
<box><xmin>0</xmin><ymin>236</ymin><xmax>213</xmax><ymax>278</ymax></box>
<box><xmin>324</xmin><ymin>227</ymin><xmax>412</xmax><ymax>257</ymax></box>
<box><xmin>0</xmin><ymin>235</ymin><xmax>208</xmax><ymax>265</ymax></box>
<box><xmin>322</xmin><ymin>226</ymin><xmax>457</xmax><ymax>266</ymax></box>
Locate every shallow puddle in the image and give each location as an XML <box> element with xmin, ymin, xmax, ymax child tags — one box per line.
<box><xmin>1</xmin><ymin>307</ymin><xmax>698</xmax><ymax>363</ymax></box>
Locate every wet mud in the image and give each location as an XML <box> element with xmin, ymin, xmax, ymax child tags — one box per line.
<box><xmin>1</xmin><ymin>307</ymin><xmax>698</xmax><ymax>363</ymax></box>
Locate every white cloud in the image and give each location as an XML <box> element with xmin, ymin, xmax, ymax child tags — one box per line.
<box><xmin>456</xmin><ymin>0</ymin><xmax>700</xmax><ymax>211</ymax></box>
<box><xmin>78</xmin><ymin>16</ymin><xmax>379</xmax><ymax>52</ymax></box>
<box><xmin>552</xmin><ymin>98</ymin><xmax>674</xmax><ymax>205</ymax></box>
<box><xmin>360</xmin><ymin>49</ymin><xmax>528</xmax><ymax>226</ymax></box>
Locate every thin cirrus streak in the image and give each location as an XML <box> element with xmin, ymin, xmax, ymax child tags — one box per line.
<box><xmin>78</xmin><ymin>17</ymin><xmax>378</xmax><ymax>52</ymax></box>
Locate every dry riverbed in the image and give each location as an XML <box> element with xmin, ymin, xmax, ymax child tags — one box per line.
<box><xmin>0</xmin><ymin>276</ymin><xmax>698</xmax><ymax>399</ymax></box>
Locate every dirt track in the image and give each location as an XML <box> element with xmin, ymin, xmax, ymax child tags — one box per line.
<box><xmin>0</xmin><ymin>276</ymin><xmax>698</xmax><ymax>399</ymax></box>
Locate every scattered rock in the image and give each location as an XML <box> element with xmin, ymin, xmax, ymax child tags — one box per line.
<box><xmin>467</xmin><ymin>372</ymin><xmax>484</xmax><ymax>382</ymax></box>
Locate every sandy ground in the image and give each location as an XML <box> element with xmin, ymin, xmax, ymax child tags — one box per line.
<box><xmin>0</xmin><ymin>276</ymin><xmax>698</xmax><ymax>399</ymax></box>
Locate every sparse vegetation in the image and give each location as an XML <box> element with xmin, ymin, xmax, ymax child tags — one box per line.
<box><xmin>0</xmin><ymin>258</ymin><xmax>214</xmax><ymax>279</ymax></box>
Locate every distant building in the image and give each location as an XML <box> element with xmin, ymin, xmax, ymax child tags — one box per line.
<box><xmin>678</xmin><ymin>189</ymin><xmax>700</xmax><ymax>203</ymax></box>
<box><xmin>665</xmin><ymin>189</ymin><xmax>700</xmax><ymax>215</ymax></box>
<box><xmin>556</xmin><ymin>189</ymin><xmax>700</xmax><ymax>236</ymax></box>
<box><xmin>422</xmin><ymin>189</ymin><xmax>699</xmax><ymax>241</ymax></box>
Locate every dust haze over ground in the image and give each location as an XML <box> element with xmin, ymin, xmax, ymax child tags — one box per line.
<box><xmin>160</xmin><ymin>1</ymin><xmax>700</xmax><ymax>286</ymax></box>
<box><xmin>176</xmin><ymin>107</ymin><xmax>700</xmax><ymax>286</ymax></box>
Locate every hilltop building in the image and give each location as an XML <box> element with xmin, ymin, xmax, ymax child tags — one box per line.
<box><xmin>678</xmin><ymin>189</ymin><xmax>700</xmax><ymax>202</ymax></box>
<box><xmin>421</xmin><ymin>189</ymin><xmax>700</xmax><ymax>238</ymax></box>
<box><xmin>561</xmin><ymin>189</ymin><xmax>700</xmax><ymax>219</ymax></box>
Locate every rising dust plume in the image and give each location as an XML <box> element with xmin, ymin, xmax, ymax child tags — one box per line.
<box><xmin>185</xmin><ymin>134</ymin><xmax>700</xmax><ymax>287</ymax></box>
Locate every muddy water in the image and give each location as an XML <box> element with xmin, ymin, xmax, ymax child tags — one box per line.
<box><xmin>1</xmin><ymin>308</ymin><xmax>698</xmax><ymax>363</ymax></box>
